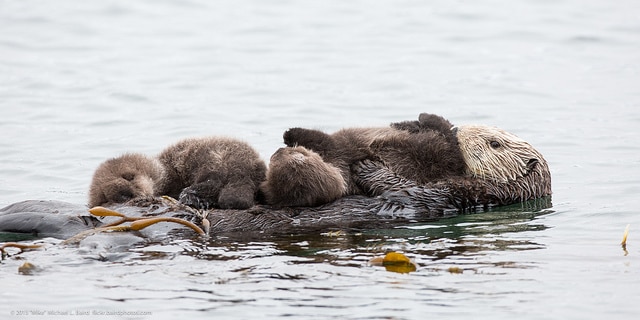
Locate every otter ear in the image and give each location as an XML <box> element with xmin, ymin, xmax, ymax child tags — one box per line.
<box><xmin>526</xmin><ymin>159</ymin><xmax>539</xmax><ymax>172</ymax></box>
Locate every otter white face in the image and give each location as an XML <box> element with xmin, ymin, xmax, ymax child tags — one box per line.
<box><xmin>454</xmin><ymin>125</ymin><xmax>549</xmax><ymax>185</ymax></box>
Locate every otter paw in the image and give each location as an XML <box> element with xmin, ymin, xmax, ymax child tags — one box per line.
<box><xmin>283</xmin><ymin>127</ymin><xmax>308</xmax><ymax>147</ymax></box>
<box><xmin>178</xmin><ymin>188</ymin><xmax>216</xmax><ymax>210</ymax></box>
<box><xmin>283</xmin><ymin>128</ymin><xmax>334</xmax><ymax>152</ymax></box>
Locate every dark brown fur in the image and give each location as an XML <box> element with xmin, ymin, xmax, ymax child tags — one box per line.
<box><xmin>282</xmin><ymin>113</ymin><xmax>465</xmax><ymax>197</ymax></box>
<box><xmin>156</xmin><ymin>137</ymin><xmax>267</xmax><ymax>209</ymax></box>
<box><xmin>261</xmin><ymin>146</ymin><xmax>346</xmax><ymax>207</ymax></box>
<box><xmin>88</xmin><ymin>153</ymin><xmax>163</xmax><ymax>208</ymax></box>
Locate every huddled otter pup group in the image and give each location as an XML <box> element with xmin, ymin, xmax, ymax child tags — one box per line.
<box><xmin>156</xmin><ymin>137</ymin><xmax>266</xmax><ymax>209</ymax></box>
<box><xmin>88</xmin><ymin>113</ymin><xmax>552</xmax><ymax>214</ymax></box>
<box><xmin>89</xmin><ymin>137</ymin><xmax>266</xmax><ymax>210</ymax></box>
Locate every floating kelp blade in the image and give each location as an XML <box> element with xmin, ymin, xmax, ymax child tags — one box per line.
<box><xmin>129</xmin><ymin>217</ymin><xmax>206</xmax><ymax>235</ymax></box>
<box><xmin>89</xmin><ymin>206</ymin><xmax>149</xmax><ymax>228</ymax></box>
<box><xmin>89</xmin><ymin>206</ymin><xmax>126</xmax><ymax>218</ymax></box>
<box><xmin>1</xmin><ymin>242</ymin><xmax>43</xmax><ymax>259</ymax></box>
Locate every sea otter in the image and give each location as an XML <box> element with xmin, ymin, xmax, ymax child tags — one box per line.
<box><xmin>260</xmin><ymin>146</ymin><xmax>347</xmax><ymax>207</ymax></box>
<box><xmin>88</xmin><ymin>153</ymin><xmax>163</xmax><ymax>208</ymax></box>
<box><xmin>156</xmin><ymin>136</ymin><xmax>267</xmax><ymax>210</ymax></box>
<box><xmin>1</xmin><ymin>115</ymin><xmax>552</xmax><ymax>241</ymax></box>
<box><xmin>350</xmin><ymin>123</ymin><xmax>552</xmax><ymax>209</ymax></box>
<box><xmin>280</xmin><ymin>113</ymin><xmax>551</xmax><ymax>207</ymax></box>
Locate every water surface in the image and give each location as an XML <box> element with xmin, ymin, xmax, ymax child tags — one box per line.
<box><xmin>1</xmin><ymin>0</ymin><xmax>639</xmax><ymax>319</ymax></box>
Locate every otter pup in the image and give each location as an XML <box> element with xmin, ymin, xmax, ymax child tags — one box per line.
<box><xmin>88</xmin><ymin>153</ymin><xmax>163</xmax><ymax>208</ymax></box>
<box><xmin>156</xmin><ymin>136</ymin><xmax>267</xmax><ymax>210</ymax></box>
<box><xmin>260</xmin><ymin>146</ymin><xmax>347</xmax><ymax>207</ymax></box>
<box><xmin>282</xmin><ymin>113</ymin><xmax>466</xmax><ymax>196</ymax></box>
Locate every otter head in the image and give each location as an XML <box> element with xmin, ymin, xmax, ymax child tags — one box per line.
<box><xmin>88</xmin><ymin>153</ymin><xmax>163</xmax><ymax>207</ymax></box>
<box><xmin>262</xmin><ymin>146</ymin><xmax>347</xmax><ymax>207</ymax></box>
<box><xmin>454</xmin><ymin>125</ymin><xmax>551</xmax><ymax>201</ymax></box>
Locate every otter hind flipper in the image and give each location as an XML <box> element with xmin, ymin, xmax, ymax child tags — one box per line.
<box><xmin>390</xmin><ymin>113</ymin><xmax>454</xmax><ymax>136</ymax></box>
<box><xmin>417</xmin><ymin>113</ymin><xmax>455</xmax><ymax>133</ymax></box>
<box><xmin>390</xmin><ymin>120</ymin><xmax>422</xmax><ymax>133</ymax></box>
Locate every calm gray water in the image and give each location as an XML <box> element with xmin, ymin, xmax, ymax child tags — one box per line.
<box><xmin>1</xmin><ymin>0</ymin><xmax>639</xmax><ymax>319</ymax></box>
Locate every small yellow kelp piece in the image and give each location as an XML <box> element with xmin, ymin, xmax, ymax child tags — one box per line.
<box><xmin>622</xmin><ymin>224</ymin><xmax>630</xmax><ymax>256</ymax></box>
<box><xmin>447</xmin><ymin>267</ymin><xmax>464</xmax><ymax>274</ymax></box>
<box><xmin>370</xmin><ymin>251</ymin><xmax>417</xmax><ymax>274</ymax></box>
<box><xmin>18</xmin><ymin>262</ymin><xmax>39</xmax><ymax>275</ymax></box>
<box><xmin>622</xmin><ymin>224</ymin><xmax>630</xmax><ymax>246</ymax></box>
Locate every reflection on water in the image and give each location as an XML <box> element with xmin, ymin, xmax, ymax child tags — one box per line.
<box><xmin>1</xmin><ymin>197</ymin><xmax>555</xmax><ymax>318</ymax></box>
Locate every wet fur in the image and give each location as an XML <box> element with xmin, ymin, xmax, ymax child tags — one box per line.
<box><xmin>454</xmin><ymin>125</ymin><xmax>552</xmax><ymax>203</ymax></box>
<box><xmin>352</xmin><ymin>122</ymin><xmax>552</xmax><ymax>206</ymax></box>
<box><xmin>261</xmin><ymin>146</ymin><xmax>346</xmax><ymax>207</ymax></box>
<box><xmin>282</xmin><ymin>114</ymin><xmax>465</xmax><ymax>197</ymax></box>
<box><xmin>88</xmin><ymin>153</ymin><xmax>163</xmax><ymax>208</ymax></box>
<box><xmin>156</xmin><ymin>137</ymin><xmax>267</xmax><ymax>210</ymax></box>
<box><xmin>282</xmin><ymin>113</ymin><xmax>550</xmax><ymax>206</ymax></box>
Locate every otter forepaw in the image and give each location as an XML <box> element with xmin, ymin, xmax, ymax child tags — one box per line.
<box><xmin>178</xmin><ymin>188</ymin><xmax>216</xmax><ymax>210</ymax></box>
<box><xmin>283</xmin><ymin>128</ymin><xmax>334</xmax><ymax>152</ymax></box>
<box><xmin>283</xmin><ymin>127</ymin><xmax>307</xmax><ymax>147</ymax></box>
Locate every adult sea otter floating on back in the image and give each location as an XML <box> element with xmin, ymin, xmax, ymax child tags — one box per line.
<box><xmin>0</xmin><ymin>113</ymin><xmax>551</xmax><ymax>241</ymax></box>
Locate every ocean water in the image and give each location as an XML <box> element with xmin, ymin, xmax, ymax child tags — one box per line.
<box><xmin>1</xmin><ymin>0</ymin><xmax>639</xmax><ymax>319</ymax></box>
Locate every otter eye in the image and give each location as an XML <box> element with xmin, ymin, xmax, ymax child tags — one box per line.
<box><xmin>122</xmin><ymin>173</ymin><xmax>135</xmax><ymax>181</ymax></box>
<box><xmin>490</xmin><ymin>141</ymin><xmax>501</xmax><ymax>149</ymax></box>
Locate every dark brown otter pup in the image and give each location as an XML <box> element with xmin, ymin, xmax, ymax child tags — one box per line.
<box><xmin>260</xmin><ymin>146</ymin><xmax>346</xmax><ymax>207</ymax></box>
<box><xmin>283</xmin><ymin>113</ymin><xmax>465</xmax><ymax>195</ymax></box>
